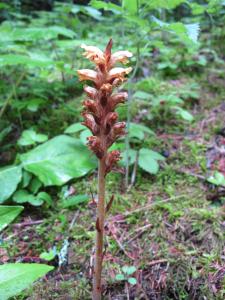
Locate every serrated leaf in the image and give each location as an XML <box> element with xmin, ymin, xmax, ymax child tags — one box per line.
<box><xmin>0</xmin><ymin>206</ymin><xmax>24</xmax><ymax>232</ymax></box>
<box><xmin>0</xmin><ymin>166</ymin><xmax>22</xmax><ymax>203</ymax></box>
<box><xmin>0</xmin><ymin>263</ymin><xmax>53</xmax><ymax>300</ymax></box>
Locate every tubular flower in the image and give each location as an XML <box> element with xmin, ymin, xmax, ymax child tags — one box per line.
<box><xmin>111</xmin><ymin>50</ymin><xmax>133</xmax><ymax>65</ymax></box>
<box><xmin>77</xmin><ymin>69</ymin><xmax>98</xmax><ymax>82</ymax></box>
<box><xmin>78</xmin><ymin>39</ymin><xmax>132</xmax><ymax>172</ymax></box>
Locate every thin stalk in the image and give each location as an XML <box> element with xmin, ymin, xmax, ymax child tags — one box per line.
<box><xmin>0</xmin><ymin>73</ymin><xmax>25</xmax><ymax>120</ymax></box>
<box><xmin>92</xmin><ymin>158</ymin><xmax>106</xmax><ymax>300</ymax></box>
<box><xmin>125</xmin><ymin>0</ymin><xmax>140</xmax><ymax>189</ymax></box>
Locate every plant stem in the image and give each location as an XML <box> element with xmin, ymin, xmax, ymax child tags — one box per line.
<box><xmin>0</xmin><ymin>73</ymin><xmax>25</xmax><ymax>120</ymax></box>
<box><xmin>92</xmin><ymin>158</ymin><xmax>106</xmax><ymax>300</ymax></box>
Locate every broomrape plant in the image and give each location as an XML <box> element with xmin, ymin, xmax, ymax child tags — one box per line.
<box><xmin>77</xmin><ymin>40</ymin><xmax>132</xmax><ymax>300</ymax></box>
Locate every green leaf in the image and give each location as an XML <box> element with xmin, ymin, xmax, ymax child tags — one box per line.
<box><xmin>120</xmin><ymin>149</ymin><xmax>137</xmax><ymax>167</ymax></box>
<box><xmin>64</xmin><ymin>123</ymin><xmax>86</xmax><ymax>134</ymax></box>
<box><xmin>152</xmin><ymin>17</ymin><xmax>200</xmax><ymax>43</ymax></box>
<box><xmin>20</xmin><ymin>135</ymin><xmax>97</xmax><ymax>186</ymax></box>
<box><xmin>18</xmin><ymin>130</ymin><xmax>48</xmax><ymax>146</ymax></box>
<box><xmin>0</xmin><ymin>263</ymin><xmax>53</xmax><ymax>300</ymax></box>
<box><xmin>138</xmin><ymin>148</ymin><xmax>165</xmax><ymax>174</ymax></box>
<box><xmin>40</xmin><ymin>249</ymin><xmax>56</xmax><ymax>261</ymax></box>
<box><xmin>123</xmin><ymin>0</ymin><xmax>138</xmax><ymax>14</ymax></box>
<box><xmin>13</xmin><ymin>189</ymin><xmax>36</xmax><ymax>204</ymax></box>
<box><xmin>36</xmin><ymin>192</ymin><xmax>53</xmax><ymax>206</ymax></box>
<box><xmin>0</xmin><ymin>54</ymin><xmax>54</xmax><ymax>68</ymax></box>
<box><xmin>129</xmin><ymin>123</ymin><xmax>155</xmax><ymax>140</ymax></box>
<box><xmin>133</xmin><ymin>91</ymin><xmax>151</xmax><ymax>100</ymax></box>
<box><xmin>207</xmin><ymin>172</ymin><xmax>225</xmax><ymax>187</ymax></box>
<box><xmin>0</xmin><ymin>206</ymin><xmax>24</xmax><ymax>232</ymax></box>
<box><xmin>174</xmin><ymin>107</ymin><xmax>194</xmax><ymax>122</ymax></box>
<box><xmin>0</xmin><ymin>166</ymin><xmax>22</xmax><ymax>203</ymax></box>
<box><xmin>29</xmin><ymin>178</ymin><xmax>42</xmax><ymax>194</ymax></box>
<box><xmin>147</xmin><ymin>0</ymin><xmax>186</xmax><ymax>10</ymax></box>
<box><xmin>128</xmin><ymin>277</ymin><xmax>137</xmax><ymax>285</ymax></box>
<box><xmin>80</xmin><ymin>129</ymin><xmax>92</xmax><ymax>144</ymax></box>
<box><xmin>115</xmin><ymin>273</ymin><xmax>125</xmax><ymax>281</ymax></box>
<box><xmin>90</xmin><ymin>0</ymin><xmax>122</xmax><ymax>14</ymax></box>
<box><xmin>62</xmin><ymin>194</ymin><xmax>89</xmax><ymax>209</ymax></box>
<box><xmin>122</xmin><ymin>266</ymin><xmax>137</xmax><ymax>275</ymax></box>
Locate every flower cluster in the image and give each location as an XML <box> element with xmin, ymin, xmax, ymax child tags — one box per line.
<box><xmin>77</xmin><ymin>39</ymin><xmax>132</xmax><ymax>175</ymax></box>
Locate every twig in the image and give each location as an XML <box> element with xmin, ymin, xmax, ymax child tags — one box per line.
<box><xmin>14</xmin><ymin>220</ymin><xmax>43</xmax><ymax>228</ymax></box>
<box><xmin>126</xmin><ymin>223</ymin><xmax>152</xmax><ymax>244</ymax></box>
<box><xmin>123</xmin><ymin>194</ymin><xmax>187</xmax><ymax>216</ymax></box>
<box><xmin>147</xmin><ymin>259</ymin><xmax>167</xmax><ymax>267</ymax></box>
<box><xmin>69</xmin><ymin>211</ymin><xmax>79</xmax><ymax>231</ymax></box>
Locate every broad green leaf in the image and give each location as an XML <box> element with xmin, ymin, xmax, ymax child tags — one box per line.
<box><xmin>18</xmin><ymin>130</ymin><xmax>48</xmax><ymax>146</ymax></box>
<box><xmin>120</xmin><ymin>149</ymin><xmax>137</xmax><ymax>167</ymax></box>
<box><xmin>174</xmin><ymin>107</ymin><xmax>194</xmax><ymax>122</ymax></box>
<box><xmin>147</xmin><ymin>0</ymin><xmax>185</xmax><ymax>10</ymax></box>
<box><xmin>138</xmin><ymin>148</ymin><xmax>165</xmax><ymax>174</ymax></box>
<box><xmin>90</xmin><ymin>0</ymin><xmax>122</xmax><ymax>14</ymax></box>
<box><xmin>123</xmin><ymin>0</ymin><xmax>138</xmax><ymax>14</ymax></box>
<box><xmin>152</xmin><ymin>17</ymin><xmax>200</xmax><ymax>43</ymax></box>
<box><xmin>62</xmin><ymin>194</ymin><xmax>89</xmax><ymax>208</ymax></box>
<box><xmin>40</xmin><ymin>249</ymin><xmax>56</xmax><ymax>261</ymax></box>
<box><xmin>122</xmin><ymin>266</ymin><xmax>136</xmax><ymax>275</ymax></box>
<box><xmin>36</xmin><ymin>192</ymin><xmax>53</xmax><ymax>206</ymax></box>
<box><xmin>129</xmin><ymin>123</ymin><xmax>155</xmax><ymax>140</ymax></box>
<box><xmin>0</xmin><ymin>54</ymin><xmax>54</xmax><ymax>68</ymax></box>
<box><xmin>207</xmin><ymin>172</ymin><xmax>225</xmax><ymax>187</ymax></box>
<box><xmin>80</xmin><ymin>129</ymin><xmax>92</xmax><ymax>144</ymax></box>
<box><xmin>29</xmin><ymin>178</ymin><xmax>42</xmax><ymax>194</ymax></box>
<box><xmin>0</xmin><ymin>263</ymin><xmax>54</xmax><ymax>300</ymax></box>
<box><xmin>0</xmin><ymin>206</ymin><xmax>24</xmax><ymax>232</ymax></box>
<box><xmin>64</xmin><ymin>123</ymin><xmax>86</xmax><ymax>134</ymax></box>
<box><xmin>20</xmin><ymin>135</ymin><xmax>97</xmax><ymax>186</ymax></box>
<box><xmin>0</xmin><ymin>166</ymin><xmax>22</xmax><ymax>203</ymax></box>
<box><xmin>133</xmin><ymin>91</ymin><xmax>151</xmax><ymax>100</ymax></box>
<box><xmin>13</xmin><ymin>190</ymin><xmax>36</xmax><ymax>204</ymax></box>
<box><xmin>128</xmin><ymin>277</ymin><xmax>137</xmax><ymax>285</ymax></box>
<box><xmin>115</xmin><ymin>274</ymin><xmax>125</xmax><ymax>281</ymax></box>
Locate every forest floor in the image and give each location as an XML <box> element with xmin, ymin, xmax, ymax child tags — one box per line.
<box><xmin>1</xmin><ymin>66</ymin><xmax>225</xmax><ymax>300</ymax></box>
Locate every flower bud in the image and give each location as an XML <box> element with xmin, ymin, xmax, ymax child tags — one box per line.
<box><xmin>81</xmin><ymin>44</ymin><xmax>105</xmax><ymax>65</ymax></box>
<box><xmin>87</xmin><ymin>136</ymin><xmax>104</xmax><ymax>159</ymax></box>
<box><xmin>105</xmin><ymin>150</ymin><xmax>121</xmax><ymax>174</ymax></box>
<box><xmin>109</xmin><ymin>92</ymin><xmax>128</xmax><ymax>110</ymax></box>
<box><xmin>111</xmin><ymin>51</ymin><xmax>133</xmax><ymax>65</ymax></box>
<box><xmin>84</xmin><ymin>86</ymin><xmax>98</xmax><ymax>99</ymax></box>
<box><xmin>83</xmin><ymin>100</ymin><xmax>98</xmax><ymax>115</ymax></box>
<box><xmin>82</xmin><ymin>113</ymin><xmax>99</xmax><ymax>135</ymax></box>
<box><xmin>77</xmin><ymin>69</ymin><xmax>98</xmax><ymax>82</ymax></box>
<box><xmin>104</xmin><ymin>112</ymin><xmax>118</xmax><ymax>134</ymax></box>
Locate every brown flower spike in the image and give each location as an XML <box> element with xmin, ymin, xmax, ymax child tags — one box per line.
<box><xmin>78</xmin><ymin>39</ymin><xmax>132</xmax><ymax>300</ymax></box>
